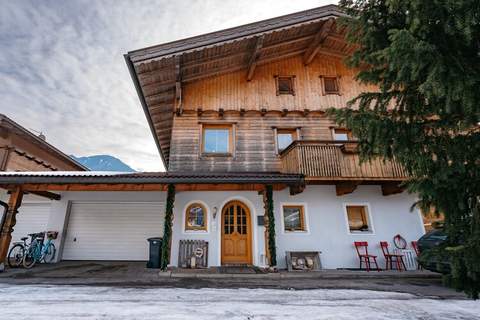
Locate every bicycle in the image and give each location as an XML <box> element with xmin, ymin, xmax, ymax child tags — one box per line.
<box><xmin>7</xmin><ymin>235</ymin><xmax>32</xmax><ymax>268</ymax></box>
<box><xmin>22</xmin><ymin>231</ymin><xmax>57</xmax><ymax>269</ymax></box>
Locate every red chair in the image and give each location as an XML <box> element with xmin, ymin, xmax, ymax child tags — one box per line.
<box><xmin>354</xmin><ymin>241</ymin><xmax>380</xmax><ymax>272</ymax></box>
<box><xmin>380</xmin><ymin>241</ymin><xmax>407</xmax><ymax>271</ymax></box>
<box><xmin>411</xmin><ymin>241</ymin><xmax>422</xmax><ymax>270</ymax></box>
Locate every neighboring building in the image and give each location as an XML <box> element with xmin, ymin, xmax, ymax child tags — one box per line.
<box><xmin>0</xmin><ymin>5</ymin><xmax>425</xmax><ymax>269</ymax></box>
<box><xmin>0</xmin><ymin>114</ymin><xmax>86</xmax><ymax>172</ymax></box>
<box><xmin>0</xmin><ymin>114</ymin><xmax>86</xmax><ymax>251</ymax></box>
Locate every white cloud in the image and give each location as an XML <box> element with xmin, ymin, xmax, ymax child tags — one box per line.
<box><xmin>0</xmin><ymin>0</ymin><xmax>335</xmax><ymax>171</ymax></box>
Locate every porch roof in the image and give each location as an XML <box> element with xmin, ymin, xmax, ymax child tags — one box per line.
<box><xmin>0</xmin><ymin>171</ymin><xmax>304</xmax><ymax>186</ymax></box>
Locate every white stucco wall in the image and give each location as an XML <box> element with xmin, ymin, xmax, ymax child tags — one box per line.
<box><xmin>3</xmin><ymin>186</ymin><xmax>425</xmax><ymax>269</ymax></box>
<box><xmin>170</xmin><ymin>191</ymin><xmax>266</xmax><ymax>267</ymax></box>
<box><xmin>273</xmin><ymin>185</ymin><xmax>425</xmax><ymax>269</ymax></box>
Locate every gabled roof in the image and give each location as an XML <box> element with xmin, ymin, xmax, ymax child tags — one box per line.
<box><xmin>0</xmin><ymin>114</ymin><xmax>88</xmax><ymax>171</ymax></box>
<box><xmin>125</xmin><ymin>4</ymin><xmax>350</xmax><ymax>167</ymax></box>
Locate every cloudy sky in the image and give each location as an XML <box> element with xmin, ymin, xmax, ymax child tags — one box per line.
<box><xmin>1</xmin><ymin>0</ymin><xmax>335</xmax><ymax>171</ymax></box>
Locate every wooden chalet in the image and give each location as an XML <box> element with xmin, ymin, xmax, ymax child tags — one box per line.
<box><xmin>0</xmin><ymin>5</ymin><xmax>424</xmax><ymax>271</ymax></box>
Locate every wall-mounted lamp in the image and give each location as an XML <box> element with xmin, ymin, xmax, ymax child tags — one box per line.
<box><xmin>213</xmin><ymin>206</ymin><xmax>218</xmax><ymax>219</ymax></box>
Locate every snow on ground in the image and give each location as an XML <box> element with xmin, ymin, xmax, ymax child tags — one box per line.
<box><xmin>0</xmin><ymin>285</ymin><xmax>479</xmax><ymax>320</ymax></box>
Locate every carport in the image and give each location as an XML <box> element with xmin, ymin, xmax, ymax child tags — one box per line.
<box><xmin>0</xmin><ymin>171</ymin><xmax>303</xmax><ymax>267</ymax></box>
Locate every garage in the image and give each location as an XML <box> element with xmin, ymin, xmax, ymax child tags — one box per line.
<box><xmin>62</xmin><ymin>201</ymin><xmax>165</xmax><ymax>261</ymax></box>
<box><xmin>11</xmin><ymin>202</ymin><xmax>51</xmax><ymax>244</ymax></box>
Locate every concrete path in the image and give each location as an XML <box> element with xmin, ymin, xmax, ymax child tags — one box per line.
<box><xmin>0</xmin><ymin>261</ymin><xmax>466</xmax><ymax>299</ymax></box>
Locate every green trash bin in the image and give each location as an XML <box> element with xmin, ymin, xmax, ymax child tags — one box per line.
<box><xmin>146</xmin><ymin>237</ymin><xmax>163</xmax><ymax>268</ymax></box>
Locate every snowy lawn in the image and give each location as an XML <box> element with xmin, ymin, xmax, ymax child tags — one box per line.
<box><xmin>0</xmin><ymin>284</ymin><xmax>479</xmax><ymax>320</ymax></box>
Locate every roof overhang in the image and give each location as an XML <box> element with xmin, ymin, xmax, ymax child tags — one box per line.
<box><xmin>124</xmin><ymin>5</ymin><xmax>350</xmax><ymax>167</ymax></box>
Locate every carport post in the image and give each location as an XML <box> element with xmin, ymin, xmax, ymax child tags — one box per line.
<box><xmin>160</xmin><ymin>184</ymin><xmax>175</xmax><ymax>270</ymax></box>
<box><xmin>0</xmin><ymin>187</ymin><xmax>23</xmax><ymax>264</ymax></box>
<box><xmin>263</xmin><ymin>185</ymin><xmax>277</xmax><ymax>267</ymax></box>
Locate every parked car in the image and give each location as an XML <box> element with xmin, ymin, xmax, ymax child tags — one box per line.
<box><xmin>417</xmin><ymin>228</ymin><xmax>450</xmax><ymax>273</ymax></box>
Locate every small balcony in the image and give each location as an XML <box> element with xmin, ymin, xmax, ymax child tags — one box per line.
<box><xmin>280</xmin><ymin>140</ymin><xmax>407</xmax><ymax>195</ymax></box>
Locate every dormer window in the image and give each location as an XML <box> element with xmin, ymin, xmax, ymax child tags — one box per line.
<box><xmin>320</xmin><ymin>76</ymin><xmax>340</xmax><ymax>95</ymax></box>
<box><xmin>275</xmin><ymin>76</ymin><xmax>295</xmax><ymax>95</ymax></box>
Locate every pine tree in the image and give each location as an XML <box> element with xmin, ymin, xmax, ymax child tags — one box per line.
<box><xmin>331</xmin><ymin>0</ymin><xmax>480</xmax><ymax>298</ymax></box>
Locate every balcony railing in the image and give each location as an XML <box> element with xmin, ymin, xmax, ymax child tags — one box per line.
<box><xmin>280</xmin><ymin>140</ymin><xmax>407</xmax><ymax>181</ymax></box>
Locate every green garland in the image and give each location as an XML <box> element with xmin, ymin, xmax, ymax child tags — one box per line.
<box><xmin>160</xmin><ymin>184</ymin><xmax>175</xmax><ymax>270</ymax></box>
<box><xmin>265</xmin><ymin>185</ymin><xmax>277</xmax><ymax>266</ymax></box>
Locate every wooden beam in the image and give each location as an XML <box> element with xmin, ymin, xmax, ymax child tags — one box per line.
<box><xmin>0</xmin><ymin>187</ymin><xmax>23</xmax><ymax>264</ymax></box>
<box><xmin>336</xmin><ymin>181</ymin><xmax>360</xmax><ymax>196</ymax></box>
<box><xmin>174</xmin><ymin>55</ymin><xmax>182</xmax><ymax>114</ymax></box>
<box><xmin>381</xmin><ymin>182</ymin><xmax>404</xmax><ymax>196</ymax></box>
<box><xmin>247</xmin><ymin>36</ymin><xmax>265</xmax><ymax>81</ymax></box>
<box><xmin>0</xmin><ymin>183</ymin><xmax>290</xmax><ymax>193</ymax></box>
<box><xmin>303</xmin><ymin>18</ymin><xmax>335</xmax><ymax>65</ymax></box>
<box><xmin>29</xmin><ymin>191</ymin><xmax>61</xmax><ymax>201</ymax></box>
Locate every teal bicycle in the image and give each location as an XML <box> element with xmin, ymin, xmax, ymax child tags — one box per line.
<box><xmin>22</xmin><ymin>231</ymin><xmax>57</xmax><ymax>268</ymax></box>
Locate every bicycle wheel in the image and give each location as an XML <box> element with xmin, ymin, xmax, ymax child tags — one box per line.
<box><xmin>22</xmin><ymin>248</ymin><xmax>37</xmax><ymax>269</ymax></box>
<box><xmin>43</xmin><ymin>243</ymin><xmax>56</xmax><ymax>263</ymax></box>
<box><xmin>7</xmin><ymin>244</ymin><xmax>25</xmax><ymax>268</ymax></box>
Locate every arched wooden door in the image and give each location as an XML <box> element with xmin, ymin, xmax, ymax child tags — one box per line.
<box><xmin>221</xmin><ymin>201</ymin><xmax>252</xmax><ymax>265</ymax></box>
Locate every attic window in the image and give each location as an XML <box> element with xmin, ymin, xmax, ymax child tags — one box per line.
<box><xmin>320</xmin><ymin>76</ymin><xmax>340</xmax><ymax>95</ymax></box>
<box><xmin>276</xmin><ymin>76</ymin><xmax>295</xmax><ymax>95</ymax></box>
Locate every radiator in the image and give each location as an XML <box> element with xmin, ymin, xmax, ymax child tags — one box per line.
<box><xmin>178</xmin><ymin>240</ymin><xmax>208</xmax><ymax>268</ymax></box>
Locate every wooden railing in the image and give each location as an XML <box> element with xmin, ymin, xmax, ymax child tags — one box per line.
<box><xmin>280</xmin><ymin>140</ymin><xmax>407</xmax><ymax>180</ymax></box>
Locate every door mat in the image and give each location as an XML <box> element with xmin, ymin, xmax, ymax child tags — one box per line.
<box><xmin>219</xmin><ymin>266</ymin><xmax>265</xmax><ymax>274</ymax></box>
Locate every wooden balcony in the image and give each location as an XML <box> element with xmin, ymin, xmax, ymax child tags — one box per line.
<box><xmin>280</xmin><ymin>140</ymin><xmax>408</xmax><ymax>195</ymax></box>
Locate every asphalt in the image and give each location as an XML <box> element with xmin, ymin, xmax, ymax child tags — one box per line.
<box><xmin>0</xmin><ymin>261</ymin><xmax>467</xmax><ymax>299</ymax></box>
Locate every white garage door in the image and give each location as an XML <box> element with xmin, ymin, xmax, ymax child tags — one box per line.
<box><xmin>11</xmin><ymin>203</ymin><xmax>51</xmax><ymax>245</ymax></box>
<box><xmin>62</xmin><ymin>202</ymin><xmax>165</xmax><ymax>261</ymax></box>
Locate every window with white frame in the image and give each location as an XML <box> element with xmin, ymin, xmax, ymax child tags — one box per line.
<box><xmin>282</xmin><ymin>205</ymin><xmax>306</xmax><ymax>232</ymax></box>
<box><xmin>346</xmin><ymin>205</ymin><xmax>372</xmax><ymax>233</ymax></box>
<box><xmin>185</xmin><ymin>203</ymin><xmax>207</xmax><ymax>231</ymax></box>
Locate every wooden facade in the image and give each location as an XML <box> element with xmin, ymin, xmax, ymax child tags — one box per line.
<box><xmin>181</xmin><ymin>55</ymin><xmax>374</xmax><ymax>113</ymax></box>
<box><xmin>170</xmin><ymin>112</ymin><xmax>338</xmax><ymax>172</ymax></box>
<box><xmin>125</xmin><ymin>5</ymin><xmax>408</xmax><ymax>184</ymax></box>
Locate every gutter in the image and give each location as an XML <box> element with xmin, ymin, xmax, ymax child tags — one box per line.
<box><xmin>124</xmin><ymin>54</ymin><xmax>167</xmax><ymax>170</ymax></box>
<box><xmin>0</xmin><ymin>173</ymin><xmax>304</xmax><ymax>185</ymax></box>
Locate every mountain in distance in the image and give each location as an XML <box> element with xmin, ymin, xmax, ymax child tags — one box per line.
<box><xmin>71</xmin><ymin>155</ymin><xmax>136</xmax><ymax>172</ymax></box>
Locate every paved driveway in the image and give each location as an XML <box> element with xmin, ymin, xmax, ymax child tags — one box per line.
<box><xmin>0</xmin><ymin>261</ymin><xmax>465</xmax><ymax>299</ymax></box>
<box><xmin>0</xmin><ymin>284</ymin><xmax>479</xmax><ymax>320</ymax></box>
